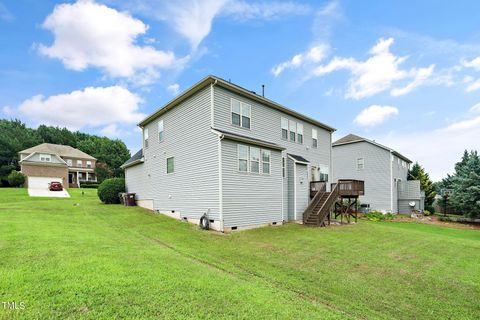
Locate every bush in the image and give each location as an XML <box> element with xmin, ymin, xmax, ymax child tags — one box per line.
<box><xmin>364</xmin><ymin>211</ymin><xmax>394</xmax><ymax>222</ymax></box>
<box><xmin>425</xmin><ymin>205</ymin><xmax>435</xmax><ymax>214</ymax></box>
<box><xmin>80</xmin><ymin>183</ymin><xmax>99</xmax><ymax>189</ymax></box>
<box><xmin>423</xmin><ymin>210</ymin><xmax>432</xmax><ymax>216</ymax></box>
<box><xmin>97</xmin><ymin>178</ymin><xmax>125</xmax><ymax>204</ymax></box>
<box><xmin>7</xmin><ymin>171</ymin><xmax>25</xmax><ymax>187</ymax></box>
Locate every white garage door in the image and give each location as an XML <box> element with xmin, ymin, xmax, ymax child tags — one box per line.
<box><xmin>28</xmin><ymin>177</ymin><xmax>62</xmax><ymax>189</ymax></box>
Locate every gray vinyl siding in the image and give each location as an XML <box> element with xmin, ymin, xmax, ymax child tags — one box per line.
<box><xmin>24</xmin><ymin>153</ymin><xmax>64</xmax><ymax>164</ymax></box>
<box><xmin>398</xmin><ymin>180</ymin><xmax>423</xmax><ymax>213</ymax></box>
<box><xmin>125</xmin><ymin>163</ymin><xmax>149</xmax><ymax>200</ymax></box>
<box><xmin>332</xmin><ymin>142</ymin><xmax>392</xmax><ymax>212</ymax></box>
<box><xmin>126</xmin><ymin>86</ymin><xmax>220</xmax><ymax>221</ymax></box>
<box><xmin>392</xmin><ymin>156</ymin><xmax>409</xmax><ymax>212</ymax></box>
<box><xmin>213</xmin><ymin>86</ymin><xmax>332</xmax><ymax>220</ymax></box>
<box><xmin>221</xmin><ymin>139</ymin><xmax>283</xmax><ymax>228</ymax></box>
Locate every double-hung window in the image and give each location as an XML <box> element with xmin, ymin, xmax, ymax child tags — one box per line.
<box><xmin>158</xmin><ymin>120</ymin><xmax>164</xmax><ymax>142</ymax></box>
<box><xmin>250</xmin><ymin>147</ymin><xmax>260</xmax><ymax>173</ymax></box>
<box><xmin>312</xmin><ymin>129</ymin><xmax>318</xmax><ymax>148</ymax></box>
<box><xmin>144</xmin><ymin>128</ymin><xmax>149</xmax><ymax>148</ymax></box>
<box><xmin>357</xmin><ymin>158</ymin><xmax>364</xmax><ymax>170</ymax></box>
<box><xmin>77</xmin><ymin>160</ymin><xmax>82</xmax><ymax>167</ymax></box>
<box><xmin>167</xmin><ymin>157</ymin><xmax>174</xmax><ymax>174</ymax></box>
<box><xmin>281</xmin><ymin>117</ymin><xmax>289</xmax><ymax>140</ymax></box>
<box><xmin>262</xmin><ymin>150</ymin><xmax>271</xmax><ymax>174</ymax></box>
<box><xmin>66</xmin><ymin>159</ymin><xmax>72</xmax><ymax>166</ymax></box>
<box><xmin>40</xmin><ymin>154</ymin><xmax>51</xmax><ymax>162</ymax></box>
<box><xmin>86</xmin><ymin>161</ymin><xmax>92</xmax><ymax>168</ymax></box>
<box><xmin>297</xmin><ymin>123</ymin><xmax>304</xmax><ymax>144</ymax></box>
<box><xmin>231</xmin><ymin>99</ymin><xmax>251</xmax><ymax>129</ymax></box>
<box><xmin>238</xmin><ymin>145</ymin><xmax>249</xmax><ymax>172</ymax></box>
<box><xmin>289</xmin><ymin>120</ymin><xmax>296</xmax><ymax>142</ymax></box>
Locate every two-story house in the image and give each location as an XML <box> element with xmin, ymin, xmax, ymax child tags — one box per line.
<box><xmin>332</xmin><ymin>134</ymin><xmax>424</xmax><ymax>213</ymax></box>
<box><xmin>122</xmin><ymin>76</ymin><xmax>335</xmax><ymax>232</ymax></box>
<box><xmin>19</xmin><ymin>143</ymin><xmax>97</xmax><ymax>188</ymax></box>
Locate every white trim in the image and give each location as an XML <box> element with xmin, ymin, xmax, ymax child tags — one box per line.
<box><xmin>293</xmin><ymin>163</ymin><xmax>297</xmax><ymax>220</ymax></box>
<box><xmin>390</xmin><ymin>153</ymin><xmax>394</xmax><ymax>211</ymax></box>
<box><xmin>281</xmin><ymin>154</ymin><xmax>284</xmax><ymax>221</ymax></box>
<box><xmin>210</xmin><ymin>79</ymin><xmax>217</xmax><ymax>128</ymax></box>
<box><xmin>287</xmin><ymin>154</ymin><xmax>309</xmax><ymax>165</ymax></box>
<box><xmin>218</xmin><ymin>135</ymin><xmax>224</xmax><ymax>231</ymax></box>
<box><xmin>329</xmin><ymin>133</ymin><xmax>333</xmax><ymax>191</ymax></box>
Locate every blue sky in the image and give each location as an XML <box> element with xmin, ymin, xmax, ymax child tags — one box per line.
<box><xmin>1</xmin><ymin>0</ymin><xmax>480</xmax><ymax>180</ymax></box>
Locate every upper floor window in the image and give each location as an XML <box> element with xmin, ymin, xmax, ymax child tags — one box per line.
<box><xmin>357</xmin><ymin>158</ymin><xmax>364</xmax><ymax>170</ymax></box>
<box><xmin>158</xmin><ymin>120</ymin><xmax>164</xmax><ymax>142</ymax></box>
<box><xmin>250</xmin><ymin>147</ymin><xmax>260</xmax><ymax>173</ymax></box>
<box><xmin>86</xmin><ymin>161</ymin><xmax>92</xmax><ymax>168</ymax></box>
<box><xmin>40</xmin><ymin>154</ymin><xmax>51</xmax><ymax>162</ymax></box>
<box><xmin>281</xmin><ymin>118</ymin><xmax>288</xmax><ymax>140</ymax></box>
<box><xmin>262</xmin><ymin>150</ymin><xmax>271</xmax><ymax>174</ymax></box>
<box><xmin>167</xmin><ymin>157</ymin><xmax>174</xmax><ymax>174</ymax></box>
<box><xmin>77</xmin><ymin>160</ymin><xmax>82</xmax><ymax>167</ymax></box>
<box><xmin>312</xmin><ymin>129</ymin><xmax>318</xmax><ymax>148</ymax></box>
<box><xmin>401</xmin><ymin>160</ymin><xmax>406</xmax><ymax>167</ymax></box>
<box><xmin>66</xmin><ymin>159</ymin><xmax>72</xmax><ymax>166</ymax></box>
<box><xmin>144</xmin><ymin>128</ymin><xmax>149</xmax><ymax>148</ymax></box>
<box><xmin>289</xmin><ymin>120</ymin><xmax>296</xmax><ymax>142</ymax></box>
<box><xmin>231</xmin><ymin>99</ymin><xmax>251</xmax><ymax>129</ymax></box>
<box><xmin>297</xmin><ymin>123</ymin><xmax>304</xmax><ymax>144</ymax></box>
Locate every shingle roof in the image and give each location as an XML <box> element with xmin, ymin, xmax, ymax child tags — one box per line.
<box><xmin>332</xmin><ymin>133</ymin><xmax>412</xmax><ymax>163</ymax></box>
<box><xmin>288</xmin><ymin>153</ymin><xmax>310</xmax><ymax>163</ymax></box>
<box><xmin>121</xmin><ymin>149</ymin><xmax>143</xmax><ymax>168</ymax></box>
<box><xmin>19</xmin><ymin>143</ymin><xmax>96</xmax><ymax>160</ymax></box>
<box><xmin>213</xmin><ymin>128</ymin><xmax>285</xmax><ymax>151</ymax></box>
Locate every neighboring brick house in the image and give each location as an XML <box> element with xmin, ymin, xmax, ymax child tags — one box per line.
<box><xmin>19</xmin><ymin>143</ymin><xmax>97</xmax><ymax>188</ymax></box>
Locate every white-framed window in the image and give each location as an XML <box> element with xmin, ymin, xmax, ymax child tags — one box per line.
<box><xmin>231</xmin><ymin>99</ymin><xmax>251</xmax><ymax>129</ymax></box>
<box><xmin>312</xmin><ymin>129</ymin><xmax>318</xmax><ymax>148</ymax></box>
<box><xmin>40</xmin><ymin>154</ymin><xmax>51</xmax><ymax>162</ymax></box>
<box><xmin>167</xmin><ymin>157</ymin><xmax>174</xmax><ymax>174</ymax></box>
<box><xmin>238</xmin><ymin>145</ymin><xmax>249</xmax><ymax>172</ymax></box>
<box><xmin>357</xmin><ymin>158</ymin><xmax>364</xmax><ymax>170</ymax></box>
<box><xmin>86</xmin><ymin>161</ymin><xmax>92</xmax><ymax>168</ymax></box>
<box><xmin>397</xmin><ymin>158</ymin><xmax>401</xmax><ymax>165</ymax></box>
<box><xmin>282</xmin><ymin>157</ymin><xmax>286</xmax><ymax>178</ymax></box>
<box><xmin>66</xmin><ymin>159</ymin><xmax>72</xmax><ymax>166</ymax></box>
<box><xmin>289</xmin><ymin>120</ymin><xmax>296</xmax><ymax>142</ymax></box>
<box><xmin>158</xmin><ymin>120</ymin><xmax>164</xmax><ymax>142</ymax></box>
<box><xmin>262</xmin><ymin>150</ymin><xmax>271</xmax><ymax>174</ymax></box>
<box><xmin>402</xmin><ymin>160</ymin><xmax>406</xmax><ymax>167</ymax></box>
<box><xmin>297</xmin><ymin>123</ymin><xmax>304</xmax><ymax>144</ymax></box>
<box><xmin>77</xmin><ymin>160</ymin><xmax>82</xmax><ymax>167</ymax></box>
<box><xmin>250</xmin><ymin>147</ymin><xmax>260</xmax><ymax>173</ymax></box>
<box><xmin>144</xmin><ymin>128</ymin><xmax>149</xmax><ymax>148</ymax></box>
<box><xmin>281</xmin><ymin>117</ymin><xmax>288</xmax><ymax>140</ymax></box>
<box><xmin>319</xmin><ymin>164</ymin><xmax>329</xmax><ymax>182</ymax></box>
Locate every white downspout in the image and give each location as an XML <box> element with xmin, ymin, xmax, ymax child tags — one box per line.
<box><xmin>390</xmin><ymin>153</ymin><xmax>393</xmax><ymax>212</ymax></box>
<box><xmin>218</xmin><ymin>134</ymin><xmax>224</xmax><ymax>231</ymax></box>
<box><xmin>293</xmin><ymin>161</ymin><xmax>297</xmax><ymax>220</ymax></box>
<box><xmin>281</xmin><ymin>153</ymin><xmax>284</xmax><ymax>222</ymax></box>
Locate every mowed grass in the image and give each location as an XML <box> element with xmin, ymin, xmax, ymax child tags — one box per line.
<box><xmin>0</xmin><ymin>189</ymin><xmax>479</xmax><ymax>319</ymax></box>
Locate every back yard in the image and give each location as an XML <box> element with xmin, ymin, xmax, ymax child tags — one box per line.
<box><xmin>0</xmin><ymin>188</ymin><xmax>479</xmax><ymax>319</ymax></box>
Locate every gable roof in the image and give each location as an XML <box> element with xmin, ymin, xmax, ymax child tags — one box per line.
<box><xmin>332</xmin><ymin>134</ymin><xmax>412</xmax><ymax>163</ymax></box>
<box><xmin>287</xmin><ymin>153</ymin><xmax>310</xmax><ymax>164</ymax></box>
<box><xmin>212</xmin><ymin>128</ymin><xmax>285</xmax><ymax>151</ymax></box>
<box><xmin>19</xmin><ymin>143</ymin><xmax>96</xmax><ymax>160</ymax></box>
<box><xmin>121</xmin><ymin>149</ymin><xmax>144</xmax><ymax>169</ymax></box>
<box><xmin>138</xmin><ymin>75</ymin><xmax>336</xmax><ymax>132</ymax></box>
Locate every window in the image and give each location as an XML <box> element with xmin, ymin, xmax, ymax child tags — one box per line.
<box><xmin>40</xmin><ymin>154</ymin><xmax>51</xmax><ymax>162</ymax></box>
<box><xmin>312</xmin><ymin>129</ymin><xmax>318</xmax><ymax>148</ymax></box>
<box><xmin>297</xmin><ymin>123</ymin><xmax>304</xmax><ymax>144</ymax></box>
<box><xmin>66</xmin><ymin>159</ymin><xmax>72</xmax><ymax>166</ymax></box>
<box><xmin>86</xmin><ymin>161</ymin><xmax>92</xmax><ymax>168</ymax></box>
<box><xmin>402</xmin><ymin>160</ymin><xmax>406</xmax><ymax>167</ymax></box>
<box><xmin>158</xmin><ymin>120</ymin><xmax>164</xmax><ymax>142</ymax></box>
<box><xmin>77</xmin><ymin>160</ymin><xmax>82</xmax><ymax>167</ymax></box>
<box><xmin>289</xmin><ymin>120</ymin><xmax>296</xmax><ymax>142</ymax></box>
<box><xmin>231</xmin><ymin>99</ymin><xmax>251</xmax><ymax>129</ymax></box>
<box><xmin>357</xmin><ymin>158</ymin><xmax>364</xmax><ymax>170</ymax></box>
<box><xmin>282</xmin><ymin>157</ymin><xmax>286</xmax><ymax>178</ymax></box>
<box><xmin>281</xmin><ymin>117</ymin><xmax>288</xmax><ymax>140</ymax></box>
<box><xmin>144</xmin><ymin>128</ymin><xmax>149</xmax><ymax>148</ymax></box>
<box><xmin>250</xmin><ymin>147</ymin><xmax>260</xmax><ymax>173</ymax></box>
<box><xmin>262</xmin><ymin>150</ymin><xmax>271</xmax><ymax>174</ymax></box>
<box><xmin>238</xmin><ymin>145</ymin><xmax>249</xmax><ymax>172</ymax></box>
<box><xmin>167</xmin><ymin>157</ymin><xmax>174</xmax><ymax>174</ymax></box>
<box><xmin>319</xmin><ymin>165</ymin><xmax>329</xmax><ymax>182</ymax></box>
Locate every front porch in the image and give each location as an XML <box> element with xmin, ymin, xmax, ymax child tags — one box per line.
<box><xmin>68</xmin><ymin>170</ymin><xmax>97</xmax><ymax>188</ymax></box>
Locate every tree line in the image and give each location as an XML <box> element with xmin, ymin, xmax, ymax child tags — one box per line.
<box><xmin>0</xmin><ymin>119</ymin><xmax>131</xmax><ymax>186</ymax></box>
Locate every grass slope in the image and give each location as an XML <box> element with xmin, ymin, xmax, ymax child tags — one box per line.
<box><xmin>0</xmin><ymin>188</ymin><xmax>479</xmax><ymax>319</ymax></box>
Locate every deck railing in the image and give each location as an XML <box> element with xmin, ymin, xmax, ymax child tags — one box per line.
<box><xmin>309</xmin><ymin>181</ymin><xmax>327</xmax><ymax>198</ymax></box>
<box><xmin>330</xmin><ymin>180</ymin><xmax>365</xmax><ymax>197</ymax></box>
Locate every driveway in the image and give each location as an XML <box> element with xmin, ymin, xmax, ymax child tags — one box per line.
<box><xmin>28</xmin><ymin>188</ymin><xmax>70</xmax><ymax>198</ymax></box>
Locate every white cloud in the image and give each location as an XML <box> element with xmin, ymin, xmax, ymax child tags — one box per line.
<box><xmin>167</xmin><ymin>83</ymin><xmax>180</xmax><ymax>95</ymax></box>
<box><xmin>100</xmin><ymin>124</ymin><xmax>121</xmax><ymax>137</ymax></box>
<box><xmin>272</xmin><ymin>44</ymin><xmax>329</xmax><ymax>76</ymax></box>
<box><xmin>444</xmin><ymin>116</ymin><xmax>480</xmax><ymax>131</ymax></box>
<box><xmin>223</xmin><ymin>1</ymin><xmax>310</xmax><ymax>21</ymax></box>
<box><xmin>18</xmin><ymin>86</ymin><xmax>145</xmax><ymax>130</ymax></box>
<box><xmin>465</xmin><ymin>78</ymin><xmax>480</xmax><ymax>92</ymax></box>
<box><xmin>310</xmin><ymin>38</ymin><xmax>435</xmax><ymax>99</ymax></box>
<box><xmin>470</xmin><ymin>102</ymin><xmax>480</xmax><ymax>113</ymax></box>
<box><xmin>38</xmin><ymin>0</ymin><xmax>183</xmax><ymax>84</ymax></box>
<box><xmin>0</xmin><ymin>2</ymin><xmax>14</xmax><ymax>21</ymax></box>
<box><xmin>1</xmin><ymin>105</ymin><xmax>13</xmax><ymax>115</ymax></box>
<box><xmin>353</xmin><ymin>105</ymin><xmax>399</xmax><ymax>127</ymax></box>
<box><xmin>462</xmin><ymin>57</ymin><xmax>480</xmax><ymax>71</ymax></box>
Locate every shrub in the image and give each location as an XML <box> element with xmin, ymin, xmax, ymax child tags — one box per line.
<box><xmin>423</xmin><ymin>210</ymin><xmax>432</xmax><ymax>216</ymax></box>
<box><xmin>7</xmin><ymin>171</ymin><xmax>25</xmax><ymax>187</ymax></box>
<box><xmin>80</xmin><ymin>183</ymin><xmax>99</xmax><ymax>189</ymax></box>
<box><xmin>364</xmin><ymin>211</ymin><xmax>394</xmax><ymax>222</ymax></box>
<box><xmin>425</xmin><ymin>205</ymin><xmax>435</xmax><ymax>214</ymax></box>
<box><xmin>97</xmin><ymin>178</ymin><xmax>125</xmax><ymax>204</ymax></box>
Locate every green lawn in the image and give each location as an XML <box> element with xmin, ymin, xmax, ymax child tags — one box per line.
<box><xmin>0</xmin><ymin>188</ymin><xmax>479</xmax><ymax>319</ymax></box>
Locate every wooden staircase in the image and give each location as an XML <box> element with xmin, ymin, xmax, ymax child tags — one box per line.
<box><xmin>303</xmin><ymin>183</ymin><xmax>339</xmax><ymax>226</ymax></box>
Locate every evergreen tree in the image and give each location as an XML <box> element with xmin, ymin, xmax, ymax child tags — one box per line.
<box><xmin>408</xmin><ymin>162</ymin><xmax>436</xmax><ymax>212</ymax></box>
<box><xmin>449</xmin><ymin>150</ymin><xmax>480</xmax><ymax>218</ymax></box>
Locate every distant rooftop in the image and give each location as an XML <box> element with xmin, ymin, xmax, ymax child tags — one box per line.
<box><xmin>19</xmin><ymin>143</ymin><xmax>96</xmax><ymax>160</ymax></box>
